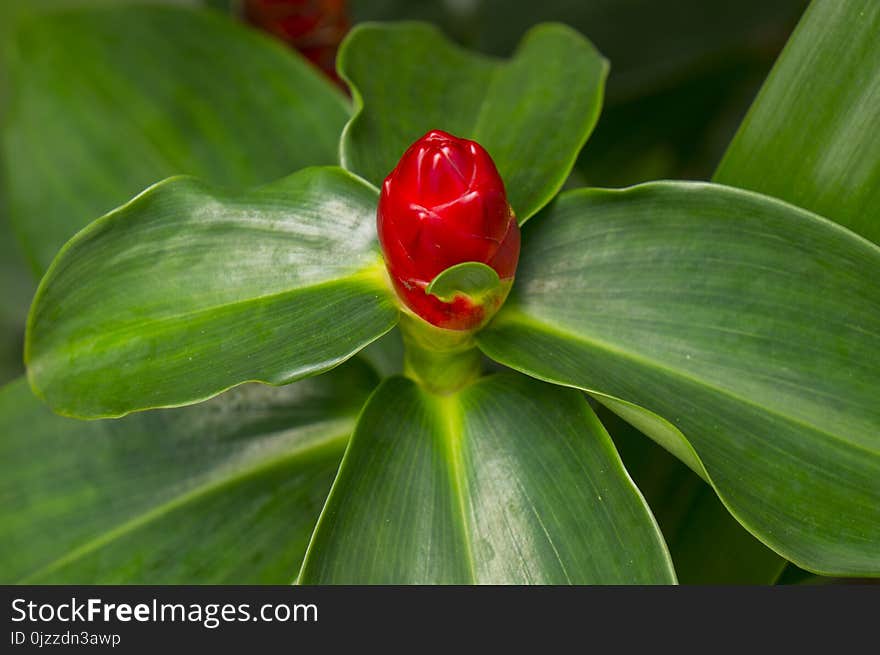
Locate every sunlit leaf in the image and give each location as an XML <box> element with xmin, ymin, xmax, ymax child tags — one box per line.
<box><xmin>298</xmin><ymin>373</ymin><xmax>675</xmax><ymax>584</ymax></box>
<box><xmin>26</xmin><ymin>167</ymin><xmax>398</xmax><ymax>418</ymax></box>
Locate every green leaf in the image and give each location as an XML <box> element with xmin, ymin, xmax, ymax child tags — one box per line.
<box><xmin>478</xmin><ymin>181</ymin><xmax>880</xmax><ymax>576</ymax></box>
<box><xmin>599</xmin><ymin>406</ymin><xmax>786</xmax><ymax>584</ymax></box>
<box><xmin>0</xmin><ymin>359</ymin><xmax>377</xmax><ymax>583</ymax></box>
<box><xmin>2</xmin><ymin>5</ymin><xmax>349</xmax><ymax>274</ymax></box>
<box><xmin>426</xmin><ymin>262</ymin><xmax>501</xmax><ymax>303</ymax></box>
<box><xmin>714</xmin><ymin>0</ymin><xmax>880</xmax><ymax>244</ymax></box>
<box><xmin>338</xmin><ymin>22</ymin><xmax>607</xmax><ymax>223</ymax></box>
<box><xmin>26</xmin><ymin>167</ymin><xmax>399</xmax><ymax>418</ymax></box>
<box><xmin>298</xmin><ymin>373</ymin><xmax>675</xmax><ymax>584</ymax></box>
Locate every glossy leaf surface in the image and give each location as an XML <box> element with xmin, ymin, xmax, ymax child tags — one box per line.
<box><xmin>600</xmin><ymin>406</ymin><xmax>785</xmax><ymax>584</ymax></box>
<box><xmin>478</xmin><ymin>182</ymin><xmax>880</xmax><ymax>576</ymax></box>
<box><xmin>0</xmin><ymin>360</ymin><xmax>377</xmax><ymax>583</ymax></box>
<box><xmin>2</xmin><ymin>5</ymin><xmax>349</xmax><ymax>273</ymax></box>
<box><xmin>715</xmin><ymin>0</ymin><xmax>880</xmax><ymax>244</ymax></box>
<box><xmin>298</xmin><ymin>374</ymin><xmax>675</xmax><ymax>584</ymax></box>
<box><xmin>26</xmin><ymin>167</ymin><xmax>398</xmax><ymax>418</ymax></box>
<box><xmin>338</xmin><ymin>22</ymin><xmax>607</xmax><ymax>223</ymax></box>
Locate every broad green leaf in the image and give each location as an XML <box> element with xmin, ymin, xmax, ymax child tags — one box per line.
<box><xmin>478</xmin><ymin>182</ymin><xmax>880</xmax><ymax>576</ymax></box>
<box><xmin>338</xmin><ymin>22</ymin><xmax>607</xmax><ymax>223</ymax></box>
<box><xmin>426</xmin><ymin>262</ymin><xmax>501</xmax><ymax>303</ymax></box>
<box><xmin>0</xmin><ymin>359</ymin><xmax>377</xmax><ymax>583</ymax></box>
<box><xmin>26</xmin><ymin>167</ymin><xmax>399</xmax><ymax>418</ymax></box>
<box><xmin>715</xmin><ymin>0</ymin><xmax>880</xmax><ymax>244</ymax></box>
<box><xmin>2</xmin><ymin>5</ymin><xmax>349</xmax><ymax>274</ymax></box>
<box><xmin>600</xmin><ymin>406</ymin><xmax>785</xmax><ymax>584</ymax></box>
<box><xmin>298</xmin><ymin>373</ymin><xmax>675</xmax><ymax>584</ymax></box>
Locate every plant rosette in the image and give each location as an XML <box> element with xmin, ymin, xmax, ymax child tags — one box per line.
<box><xmin>5</xmin><ymin>4</ymin><xmax>880</xmax><ymax>584</ymax></box>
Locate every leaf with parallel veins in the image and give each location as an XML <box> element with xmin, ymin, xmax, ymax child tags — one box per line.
<box><xmin>298</xmin><ymin>373</ymin><xmax>676</xmax><ymax>584</ymax></box>
<box><xmin>478</xmin><ymin>181</ymin><xmax>880</xmax><ymax>576</ymax></box>
<box><xmin>26</xmin><ymin>167</ymin><xmax>399</xmax><ymax>418</ymax></box>
<box><xmin>0</xmin><ymin>359</ymin><xmax>378</xmax><ymax>584</ymax></box>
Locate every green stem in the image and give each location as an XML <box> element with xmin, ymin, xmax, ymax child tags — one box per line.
<box><xmin>398</xmin><ymin>312</ymin><xmax>483</xmax><ymax>395</ymax></box>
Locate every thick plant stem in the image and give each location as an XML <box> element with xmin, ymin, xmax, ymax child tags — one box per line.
<box><xmin>398</xmin><ymin>312</ymin><xmax>483</xmax><ymax>395</ymax></box>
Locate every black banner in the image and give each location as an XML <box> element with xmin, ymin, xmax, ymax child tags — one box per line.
<box><xmin>2</xmin><ymin>585</ymin><xmax>876</xmax><ymax>651</ymax></box>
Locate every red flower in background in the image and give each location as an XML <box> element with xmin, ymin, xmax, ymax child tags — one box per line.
<box><xmin>244</xmin><ymin>0</ymin><xmax>349</xmax><ymax>86</ymax></box>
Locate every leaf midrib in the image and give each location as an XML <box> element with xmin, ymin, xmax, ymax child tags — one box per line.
<box><xmin>483</xmin><ymin>308</ymin><xmax>880</xmax><ymax>459</ymax></box>
<box><xmin>431</xmin><ymin>392</ymin><xmax>477</xmax><ymax>584</ymax></box>
<box><xmin>29</xmin><ymin>264</ymin><xmax>388</xmax><ymax>363</ymax></box>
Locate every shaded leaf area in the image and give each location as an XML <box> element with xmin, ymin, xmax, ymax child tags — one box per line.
<box><xmin>2</xmin><ymin>4</ymin><xmax>349</xmax><ymax>274</ymax></box>
<box><xmin>0</xmin><ymin>359</ymin><xmax>377</xmax><ymax>583</ymax></box>
<box><xmin>352</xmin><ymin>0</ymin><xmax>805</xmax><ymax>102</ymax></box>
<box><xmin>574</xmin><ymin>59</ymin><xmax>778</xmax><ymax>188</ymax></box>
<box><xmin>776</xmin><ymin>564</ymin><xmax>880</xmax><ymax>586</ymax></box>
<box><xmin>599</xmin><ymin>406</ymin><xmax>784</xmax><ymax>584</ymax></box>
<box><xmin>479</xmin><ymin>182</ymin><xmax>880</xmax><ymax>575</ymax></box>
<box><xmin>358</xmin><ymin>327</ymin><xmax>405</xmax><ymax>378</ymax></box>
<box><xmin>26</xmin><ymin>167</ymin><xmax>398</xmax><ymax>418</ymax></box>
<box><xmin>716</xmin><ymin>0</ymin><xmax>880</xmax><ymax>244</ymax></box>
<box><xmin>299</xmin><ymin>374</ymin><xmax>675</xmax><ymax>584</ymax></box>
<box><xmin>338</xmin><ymin>22</ymin><xmax>607</xmax><ymax>223</ymax></box>
<box><xmin>0</xmin><ymin>203</ymin><xmax>34</xmax><ymax>386</ymax></box>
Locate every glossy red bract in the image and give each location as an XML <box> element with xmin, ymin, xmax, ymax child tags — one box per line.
<box><xmin>378</xmin><ymin>130</ymin><xmax>520</xmax><ymax>330</ymax></box>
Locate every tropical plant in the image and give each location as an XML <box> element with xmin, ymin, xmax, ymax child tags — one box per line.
<box><xmin>1</xmin><ymin>0</ymin><xmax>877</xmax><ymax>584</ymax></box>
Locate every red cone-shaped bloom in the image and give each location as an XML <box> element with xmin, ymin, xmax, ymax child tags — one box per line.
<box><xmin>378</xmin><ymin>130</ymin><xmax>520</xmax><ymax>330</ymax></box>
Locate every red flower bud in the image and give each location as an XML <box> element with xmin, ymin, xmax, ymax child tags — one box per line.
<box><xmin>378</xmin><ymin>130</ymin><xmax>520</xmax><ymax>330</ymax></box>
